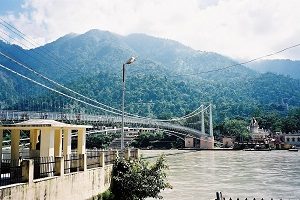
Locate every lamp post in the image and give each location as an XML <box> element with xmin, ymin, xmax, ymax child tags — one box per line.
<box><xmin>121</xmin><ymin>57</ymin><xmax>136</xmax><ymax>151</ymax></box>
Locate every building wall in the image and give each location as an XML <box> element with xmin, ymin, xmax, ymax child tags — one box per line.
<box><xmin>222</xmin><ymin>137</ymin><xmax>233</xmax><ymax>147</ymax></box>
<box><xmin>285</xmin><ymin>134</ymin><xmax>300</xmax><ymax>147</ymax></box>
<box><xmin>199</xmin><ymin>136</ymin><xmax>214</xmax><ymax>149</ymax></box>
<box><xmin>185</xmin><ymin>137</ymin><xmax>194</xmax><ymax>148</ymax></box>
<box><xmin>0</xmin><ymin>165</ymin><xmax>113</xmax><ymax>200</ymax></box>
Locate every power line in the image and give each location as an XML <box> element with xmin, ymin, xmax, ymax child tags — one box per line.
<box><xmin>170</xmin><ymin>43</ymin><xmax>300</xmax><ymax>77</ymax></box>
<box><xmin>0</xmin><ymin>49</ymin><xmax>171</xmax><ymax>120</ymax></box>
<box><xmin>0</xmin><ymin>34</ymin><xmax>70</xmax><ymax>79</ymax></box>
<box><xmin>0</xmin><ymin>63</ymin><xmax>125</xmax><ymax>116</ymax></box>
<box><xmin>0</xmin><ymin>60</ymin><xmax>208</xmax><ymax>122</ymax></box>
<box><xmin>0</xmin><ymin>19</ymin><xmax>78</xmax><ymax>74</ymax></box>
<box><xmin>0</xmin><ymin>50</ymin><xmax>121</xmax><ymax>113</ymax></box>
<box><xmin>159</xmin><ymin>105</ymin><xmax>210</xmax><ymax>122</ymax></box>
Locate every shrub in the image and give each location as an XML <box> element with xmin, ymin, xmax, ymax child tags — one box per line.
<box><xmin>110</xmin><ymin>155</ymin><xmax>172</xmax><ymax>200</ymax></box>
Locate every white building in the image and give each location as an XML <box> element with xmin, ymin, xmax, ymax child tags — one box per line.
<box><xmin>249</xmin><ymin>117</ymin><xmax>270</xmax><ymax>142</ymax></box>
<box><xmin>285</xmin><ymin>131</ymin><xmax>300</xmax><ymax>147</ymax></box>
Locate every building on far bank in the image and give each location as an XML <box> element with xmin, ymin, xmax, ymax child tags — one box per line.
<box><xmin>249</xmin><ymin>117</ymin><xmax>270</xmax><ymax>143</ymax></box>
<box><xmin>284</xmin><ymin>131</ymin><xmax>300</xmax><ymax>147</ymax></box>
<box><xmin>222</xmin><ymin>137</ymin><xmax>234</xmax><ymax>148</ymax></box>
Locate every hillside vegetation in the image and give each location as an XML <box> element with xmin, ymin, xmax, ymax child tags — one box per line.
<box><xmin>0</xmin><ymin>29</ymin><xmax>300</xmax><ymax>126</ymax></box>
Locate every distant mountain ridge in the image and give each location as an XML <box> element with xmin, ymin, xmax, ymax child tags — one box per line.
<box><xmin>0</xmin><ymin>29</ymin><xmax>300</xmax><ymax>122</ymax></box>
<box><xmin>248</xmin><ymin>59</ymin><xmax>300</xmax><ymax>79</ymax></box>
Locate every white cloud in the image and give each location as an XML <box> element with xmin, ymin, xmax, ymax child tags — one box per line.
<box><xmin>1</xmin><ymin>0</ymin><xmax>300</xmax><ymax>60</ymax></box>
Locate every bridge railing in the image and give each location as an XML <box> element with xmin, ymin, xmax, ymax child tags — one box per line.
<box><xmin>0</xmin><ymin>110</ymin><xmax>206</xmax><ymax>138</ymax></box>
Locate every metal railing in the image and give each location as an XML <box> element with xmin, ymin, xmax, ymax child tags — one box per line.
<box><xmin>64</xmin><ymin>154</ymin><xmax>81</xmax><ymax>174</ymax></box>
<box><xmin>104</xmin><ymin>151</ymin><xmax>114</xmax><ymax>165</ymax></box>
<box><xmin>32</xmin><ymin>157</ymin><xmax>56</xmax><ymax>179</ymax></box>
<box><xmin>0</xmin><ymin>159</ymin><xmax>23</xmax><ymax>186</ymax></box>
<box><xmin>0</xmin><ymin>148</ymin><xmax>139</xmax><ymax>187</ymax></box>
<box><xmin>215</xmin><ymin>192</ymin><xmax>281</xmax><ymax>200</ymax></box>
<box><xmin>86</xmin><ymin>150</ymin><xmax>102</xmax><ymax>169</ymax></box>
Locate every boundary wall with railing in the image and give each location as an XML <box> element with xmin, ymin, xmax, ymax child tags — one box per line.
<box><xmin>0</xmin><ymin>148</ymin><xmax>140</xmax><ymax>200</ymax></box>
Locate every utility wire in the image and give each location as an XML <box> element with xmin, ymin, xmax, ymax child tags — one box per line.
<box><xmin>0</xmin><ymin>63</ymin><xmax>126</xmax><ymax>116</ymax></box>
<box><xmin>159</xmin><ymin>105</ymin><xmax>210</xmax><ymax>122</ymax></box>
<box><xmin>0</xmin><ymin>47</ymin><xmax>208</xmax><ymax>122</ymax></box>
<box><xmin>0</xmin><ymin>33</ymin><xmax>67</xmax><ymax>79</ymax></box>
<box><xmin>0</xmin><ymin>20</ymin><xmax>77</xmax><ymax>74</ymax></box>
<box><xmin>0</xmin><ymin>49</ymin><xmax>181</xmax><ymax>120</ymax></box>
<box><xmin>0</xmin><ymin>18</ymin><xmax>215</xmax><ymax>121</ymax></box>
<box><xmin>0</xmin><ymin>61</ymin><xmax>207</xmax><ymax>122</ymax></box>
<box><xmin>0</xmin><ymin>50</ymin><xmax>125</xmax><ymax>115</ymax></box>
<box><xmin>170</xmin><ymin>43</ymin><xmax>300</xmax><ymax>77</ymax></box>
<box><xmin>0</xmin><ymin>18</ymin><xmax>213</xmax><ymax>123</ymax></box>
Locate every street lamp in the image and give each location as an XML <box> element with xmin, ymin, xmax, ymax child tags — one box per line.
<box><xmin>121</xmin><ymin>57</ymin><xmax>136</xmax><ymax>151</ymax></box>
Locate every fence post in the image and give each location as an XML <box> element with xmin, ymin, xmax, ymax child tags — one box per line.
<box><xmin>99</xmin><ymin>152</ymin><xmax>105</xmax><ymax>167</ymax></box>
<box><xmin>125</xmin><ymin>148</ymin><xmax>130</xmax><ymax>160</ymax></box>
<box><xmin>55</xmin><ymin>156</ymin><xmax>64</xmax><ymax>176</ymax></box>
<box><xmin>108</xmin><ymin>149</ymin><xmax>114</xmax><ymax>164</ymax></box>
<box><xmin>21</xmin><ymin>159</ymin><xmax>34</xmax><ymax>184</ymax></box>
<box><xmin>135</xmin><ymin>148</ymin><xmax>140</xmax><ymax>159</ymax></box>
<box><xmin>79</xmin><ymin>154</ymin><xmax>87</xmax><ymax>171</ymax></box>
<box><xmin>114</xmin><ymin>149</ymin><xmax>119</xmax><ymax>161</ymax></box>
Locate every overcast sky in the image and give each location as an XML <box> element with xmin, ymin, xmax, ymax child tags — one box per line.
<box><xmin>1</xmin><ymin>0</ymin><xmax>300</xmax><ymax>60</ymax></box>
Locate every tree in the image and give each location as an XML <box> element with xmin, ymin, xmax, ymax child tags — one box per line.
<box><xmin>222</xmin><ymin>119</ymin><xmax>250</xmax><ymax>140</ymax></box>
<box><xmin>109</xmin><ymin>155</ymin><xmax>172</xmax><ymax>200</ymax></box>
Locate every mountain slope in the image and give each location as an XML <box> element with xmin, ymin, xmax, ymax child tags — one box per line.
<box><xmin>0</xmin><ymin>29</ymin><xmax>300</xmax><ymax>122</ymax></box>
<box><xmin>248</xmin><ymin>59</ymin><xmax>300</xmax><ymax>79</ymax></box>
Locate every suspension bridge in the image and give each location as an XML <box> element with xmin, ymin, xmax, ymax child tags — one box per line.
<box><xmin>0</xmin><ymin>48</ymin><xmax>215</xmax><ymax>149</ymax></box>
<box><xmin>0</xmin><ymin>18</ymin><xmax>217</xmax><ymax>154</ymax></box>
<box><xmin>0</xmin><ymin>104</ymin><xmax>214</xmax><ymax>149</ymax></box>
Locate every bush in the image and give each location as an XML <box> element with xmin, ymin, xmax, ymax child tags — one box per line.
<box><xmin>109</xmin><ymin>155</ymin><xmax>172</xmax><ymax>200</ymax></box>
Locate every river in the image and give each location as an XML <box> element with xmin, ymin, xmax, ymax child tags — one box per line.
<box><xmin>142</xmin><ymin>150</ymin><xmax>300</xmax><ymax>200</ymax></box>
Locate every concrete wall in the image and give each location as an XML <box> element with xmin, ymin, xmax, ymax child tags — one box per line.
<box><xmin>0</xmin><ymin>165</ymin><xmax>113</xmax><ymax>200</ymax></box>
<box><xmin>184</xmin><ymin>137</ymin><xmax>194</xmax><ymax>148</ymax></box>
<box><xmin>200</xmin><ymin>136</ymin><xmax>214</xmax><ymax>149</ymax></box>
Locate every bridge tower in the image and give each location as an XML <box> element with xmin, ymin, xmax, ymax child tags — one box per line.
<box><xmin>198</xmin><ymin>104</ymin><xmax>214</xmax><ymax>149</ymax></box>
<box><xmin>208</xmin><ymin>103</ymin><xmax>214</xmax><ymax>149</ymax></box>
<box><xmin>201</xmin><ymin>104</ymin><xmax>205</xmax><ymax>135</ymax></box>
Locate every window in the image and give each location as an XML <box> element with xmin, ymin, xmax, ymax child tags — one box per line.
<box><xmin>298</xmin><ymin>137</ymin><xmax>300</xmax><ymax>142</ymax></box>
<box><xmin>292</xmin><ymin>138</ymin><xmax>295</xmax><ymax>142</ymax></box>
<box><xmin>287</xmin><ymin>138</ymin><xmax>290</xmax><ymax>142</ymax></box>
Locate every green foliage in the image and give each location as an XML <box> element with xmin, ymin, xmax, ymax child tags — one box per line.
<box><xmin>110</xmin><ymin>155</ymin><xmax>172</xmax><ymax>200</ymax></box>
<box><xmin>283</xmin><ymin>108</ymin><xmax>300</xmax><ymax>133</ymax></box>
<box><xmin>132</xmin><ymin>132</ymin><xmax>164</xmax><ymax>148</ymax></box>
<box><xmin>1</xmin><ymin>31</ymin><xmax>300</xmax><ymax>126</ymax></box>
<box><xmin>86</xmin><ymin>132</ymin><xmax>121</xmax><ymax>149</ymax></box>
<box><xmin>132</xmin><ymin>131</ymin><xmax>184</xmax><ymax>149</ymax></box>
<box><xmin>100</xmin><ymin>190</ymin><xmax>114</xmax><ymax>200</ymax></box>
<box><xmin>253</xmin><ymin>112</ymin><xmax>283</xmax><ymax>132</ymax></box>
<box><xmin>220</xmin><ymin>119</ymin><xmax>250</xmax><ymax>139</ymax></box>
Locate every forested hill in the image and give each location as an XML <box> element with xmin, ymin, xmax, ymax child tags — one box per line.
<box><xmin>248</xmin><ymin>59</ymin><xmax>300</xmax><ymax>79</ymax></box>
<box><xmin>0</xmin><ymin>29</ymin><xmax>300</xmax><ymax>122</ymax></box>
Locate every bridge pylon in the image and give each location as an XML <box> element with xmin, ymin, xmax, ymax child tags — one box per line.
<box><xmin>184</xmin><ymin>104</ymin><xmax>214</xmax><ymax>149</ymax></box>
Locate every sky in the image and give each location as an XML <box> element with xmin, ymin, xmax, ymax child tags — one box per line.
<box><xmin>0</xmin><ymin>0</ymin><xmax>300</xmax><ymax>60</ymax></box>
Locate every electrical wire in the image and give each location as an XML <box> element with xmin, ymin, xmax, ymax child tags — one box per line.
<box><xmin>0</xmin><ymin>20</ymin><xmax>78</xmax><ymax>74</ymax></box>
<box><xmin>159</xmin><ymin>105</ymin><xmax>210</xmax><ymax>122</ymax></box>
<box><xmin>169</xmin><ymin>43</ymin><xmax>300</xmax><ymax>77</ymax></box>
<box><xmin>0</xmin><ymin>48</ymin><xmax>209</xmax><ymax>122</ymax></box>
<box><xmin>0</xmin><ymin>63</ymin><xmax>125</xmax><ymax>116</ymax></box>
<box><xmin>0</xmin><ymin>62</ymin><xmax>209</xmax><ymax>122</ymax></box>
